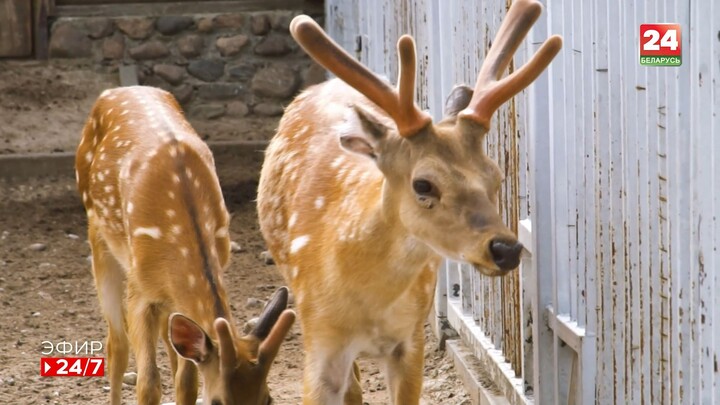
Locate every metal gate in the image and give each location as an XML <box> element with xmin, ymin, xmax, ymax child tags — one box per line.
<box><xmin>325</xmin><ymin>0</ymin><xmax>720</xmax><ymax>404</ymax></box>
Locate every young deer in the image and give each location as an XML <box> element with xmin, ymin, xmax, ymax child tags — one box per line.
<box><xmin>75</xmin><ymin>86</ymin><xmax>295</xmax><ymax>405</ymax></box>
<box><xmin>257</xmin><ymin>1</ymin><xmax>561</xmax><ymax>403</ymax></box>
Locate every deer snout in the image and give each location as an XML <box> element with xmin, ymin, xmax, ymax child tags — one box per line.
<box><xmin>489</xmin><ymin>239</ymin><xmax>523</xmax><ymax>271</ymax></box>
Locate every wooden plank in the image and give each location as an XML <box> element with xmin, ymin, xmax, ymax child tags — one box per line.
<box><xmin>446</xmin><ymin>339</ymin><xmax>512</xmax><ymax>405</ymax></box>
<box><xmin>53</xmin><ymin>0</ymin><xmax>323</xmax><ymax>17</ymax></box>
<box><xmin>0</xmin><ymin>0</ymin><xmax>33</xmax><ymax>57</ymax></box>
<box><xmin>33</xmin><ymin>0</ymin><xmax>51</xmax><ymax>59</ymax></box>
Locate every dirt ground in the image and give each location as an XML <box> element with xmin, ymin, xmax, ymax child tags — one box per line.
<box><xmin>0</xmin><ymin>60</ymin><xmax>470</xmax><ymax>404</ymax></box>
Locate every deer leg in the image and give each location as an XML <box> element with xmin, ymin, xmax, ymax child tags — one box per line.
<box><xmin>302</xmin><ymin>341</ymin><xmax>357</xmax><ymax>405</ymax></box>
<box><xmin>174</xmin><ymin>358</ymin><xmax>199</xmax><ymax>405</ymax></box>
<box><xmin>343</xmin><ymin>361</ymin><xmax>363</xmax><ymax>405</ymax></box>
<box><xmin>384</xmin><ymin>327</ymin><xmax>425</xmax><ymax>405</ymax></box>
<box><xmin>127</xmin><ymin>284</ymin><xmax>162</xmax><ymax>405</ymax></box>
<box><xmin>89</xmin><ymin>224</ymin><xmax>129</xmax><ymax>405</ymax></box>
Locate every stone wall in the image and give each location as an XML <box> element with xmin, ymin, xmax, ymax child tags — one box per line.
<box><xmin>47</xmin><ymin>10</ymin><xmax>326</xmax><ymax>124</ymax></box>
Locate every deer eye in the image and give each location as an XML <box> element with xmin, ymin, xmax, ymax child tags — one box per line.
<box><xmin>412</xmin><ymin>179</ymin><xmax>435</xmax><ymax>196</ymax></box>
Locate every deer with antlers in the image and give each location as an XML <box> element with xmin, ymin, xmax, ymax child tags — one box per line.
<box><xmin>75</xmin><ymin>86</ymin><xmax>295</xmax><ymax>405</ymax></box>
<box><xmin>257</xmin><ymin>0</ymin><xmax>561</xmax><ymax>403</ymax></box>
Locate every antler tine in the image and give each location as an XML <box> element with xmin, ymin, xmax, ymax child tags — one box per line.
<box><xmin>290</xmin><ymin>15</ymin><xmax>431</xmax><ymax>137</ymax></box>
<box><xmin>214</xmin><ymin>318</ymin><xmax>237</xmax><ymax>371</ymax></box>
<box><xmin>459</xmin><ymin>0</ymin><xmax>563</xmax><ymax>128</ymax></box>
<box><xmin>396</xmin><ymin>35</ymin><xmax>432</xmax><ymax>135</ymax></box>
<box><xmin>258</xmin><ymin>310</ymin><xmax>296</xmax><ymax>369</ymax></box>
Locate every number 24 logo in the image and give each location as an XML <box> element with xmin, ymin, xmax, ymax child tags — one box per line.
<box><xmin>643</xmin><ymin>29</ymin><xmax>679</xmax><ymax>51</ymax></box>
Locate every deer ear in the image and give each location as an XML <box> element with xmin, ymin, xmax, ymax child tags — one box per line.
<box><xmin>338</xmin><ymin>105</ymin><xmax>389</xmax><ymax>159</ymax></box>
<box><xmin>169</xmin><ymin>313</ymin><xmax>214</xmax><ymax>364</ymax></box>
<box><xmin>443</xmin><ymin>85</ymin><xmax>473</xmax><ymax>118</ymax></box>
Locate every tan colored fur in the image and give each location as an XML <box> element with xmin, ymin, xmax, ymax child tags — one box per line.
<box><xmin>258</xmin><ymin>5</ymin><xmax>560</xmax><ymax>403</ymax></box>
<box><xmin>76</xmin><ymin>86</ymin><xmax>287</xmax><ymax>405</ymax></box>
<box><xmin>258</xmin><ymin>80</ymin><xmax>511</xmax><ymax>404</ymax></box>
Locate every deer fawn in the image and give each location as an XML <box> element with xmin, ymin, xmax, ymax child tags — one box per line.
<box><xmin>75</xmin><ymin>86</ymin><xmax>295</xmax><ymax>405</ymax></box>
<box><xmin>257</xmin><ymin>1</ymin><xmax>561</xmax><ymax>403</ymax></box>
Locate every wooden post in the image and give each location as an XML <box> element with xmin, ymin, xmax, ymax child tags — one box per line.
<box><xmin>0</xmin><ymin>0</ymin><xmax>33</xmax><ymax>57</ymax></box>
<box><xmin>33</xmin><ymin>0</ymin><xmax>51</xmax><ymax>59</ymax></box>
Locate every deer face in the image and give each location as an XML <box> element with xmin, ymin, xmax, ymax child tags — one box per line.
<box><xmin>339</xmin><ymin>85</ymin><xmax>521</xmax><ymax>276</ymax></box>
<box><xmin>169</xmin><ymin>288</ymin><xmax>295</xmax><ymax>405</ymax></box>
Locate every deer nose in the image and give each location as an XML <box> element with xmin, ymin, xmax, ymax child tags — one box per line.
<box><xmin>489</xmin><ymin>240</ymin><xmax>523</xmax><ymax>271</ymax></box>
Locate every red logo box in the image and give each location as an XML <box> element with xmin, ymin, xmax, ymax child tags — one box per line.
<box><xmin>40</xmin><ymin>357</ymin><xmax>105</xmax><ymax>377</ymax></box>
<box><xmin>640</xmin><ymin>24</ymin><xmax>681</xmax><ymax>66</ymax></box>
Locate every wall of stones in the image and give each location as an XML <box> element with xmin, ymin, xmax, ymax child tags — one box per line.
<box><xmin>47</xmin><ymin>10</ymin><xmax>326</xmax><ymax>125</ymax></box>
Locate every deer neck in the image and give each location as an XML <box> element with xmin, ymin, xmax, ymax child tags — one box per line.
<box><xmin>341</xmin><ymin>178</ymin><xmax>437</xmax><ymax>278</ymax></box>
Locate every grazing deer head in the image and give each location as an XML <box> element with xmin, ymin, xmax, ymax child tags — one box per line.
<box><xmin>170</xmin><ymin>287</ymin><xmax>295</xmax><ymax>405</ymax></box>
<box><xmin>76</xmin><ymin>86</ymin><xmax>295</xmax><ymax>405</ymax></box>
<box><xmin>257</xmin><ymin>1</ymin><xmax>561</xmax><ymax>403</ymax></box>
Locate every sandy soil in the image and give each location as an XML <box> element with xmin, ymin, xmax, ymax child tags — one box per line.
<box><xmin>0</xmin><ymin>61</ymin><xmax>470</xmax><ymax>404</ymax></box>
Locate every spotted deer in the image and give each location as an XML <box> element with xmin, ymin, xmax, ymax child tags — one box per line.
<box><xmin>257</xmin><ymin>1</ymin><xmax>561</xmax><ymax>404</ymax></box>
<box><xmin>75</xmin><ymin>86</ymin><xmax>296</xmax><ymax>405</ymax></box>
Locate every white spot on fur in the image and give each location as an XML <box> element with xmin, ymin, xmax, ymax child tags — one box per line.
<box><xmin>171</xmin><ymin>225</ymin><xmax>182</xmax><ymax>235</ymax></box>
<box><xmin>314</xmin><ymin>197</ymin><xmax>325</xmax><ymax>209</ymax></box>
<box><xmin>168</xmin><ymin>191</ymin><xmax>176</xmax><ymax>199</ymax></box>
<box><xmin>169</xmin><ymin>146</ymin><xmax>177</xmax><ymax>158</ymax></box>
<box><xmin>290</xmin><ymin>235</ymin><xmax>310</xmax><ymax>254</ymax></box>
<box><xmin>127</xmin><ymin>202</ymin><xmax>134</xmax><ymax>214</ymax></box>
<box><xmin>331</xmin><ymin>155</ymin><xmax>345</xmax><ymax>168</ymax></box>
<box><xmin>133</xmin><ymin>227</ymin><xmax>162</xmax><ymax>239</ymax></box>
<box><xmin>288</xmin><ymin>212</ymin><xmax>298</xmax><ymax>229</ymax></box>
<box><xmin>188</xmin><ymin>274</ymin><xmax>196</xmax><ymax>287</ymax></box>
<box><xmin>180</xmin><ymin>247</ymin><xmax>189</xmax><ymax>257</ymax></box>
<box><xmin>166</xmin><ymin>209</ymin><xmax>176</xmax><ymax>218</ymax></box>
<box><xmin>291</xmin><ymin>266</ymin><xmax>299</xmax><ymax>279</ymax></box>
<box><xmin>85</xmin><ymin>151</ymin><xmax>93</xmax><ymax>163</ymax></box>
<box><xmin>97</xmin><ymin>172</ymin><xmax>105</xmax><ymax>182</ymax></box>
<box><xmin>172</xmin><ymin>174</ymin><xmax>180</xmax><ymax>184</ymax></box>
<box><xmin>185</xmin><ymin>168</ymin><xmax>193</xmax><ymax>179</ymax></box>
<box><xmin>82</xmin><ymin>192</ymin><xmax>88</xmax><ymax>203</ymax></box>
<box><xmin>104</xmin><ymin>185</ymin><xmax>113</xmax><ymax>193</ymax></box>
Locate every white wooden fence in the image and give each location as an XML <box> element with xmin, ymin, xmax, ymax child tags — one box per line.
<box><xmin>325</xmin><ymin>0</ymin><xmax>720</xmax><ymax>404</ymax></box>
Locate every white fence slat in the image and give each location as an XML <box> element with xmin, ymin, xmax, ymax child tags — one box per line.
<box><xmin>325</xmin><ymin>1</ymin><xmax>720</xmax><ymax>403</ymax></box>
<box><xmin>712</xmin><ymin>4</ymin><xmax>720</xmax><ymax>403</ymax></box>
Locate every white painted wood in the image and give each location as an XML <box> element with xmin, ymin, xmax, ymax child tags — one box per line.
<box><xmin>326</xmin><ymin>1</ymin><xmax>720</xmax><ymax>404</ymax></box>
